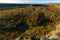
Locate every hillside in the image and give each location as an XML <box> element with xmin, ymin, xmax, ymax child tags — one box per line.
<box><xmin>0</xmin><ymin>4</ymin><xmax>30</xmax><ymax>10</ymax></box>
<box><xmin>0</xmin><ymin>4</ymin><xmax>60</xmax><ymax>40</ymax></box>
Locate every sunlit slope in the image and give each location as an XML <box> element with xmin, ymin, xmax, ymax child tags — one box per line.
<box><xmin>54</xmin><ymin>5</ymin><xmax>60</xmax><ymax>8</ymax></box>
<box><xmin>0</xmin><ymin>5</ymin><xmax>60</xmax><ymax>40</ymax></box>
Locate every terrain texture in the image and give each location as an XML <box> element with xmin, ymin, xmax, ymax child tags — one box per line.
<box><xmin>0</xmin><ymin>4</ymin><xmax>60</xmax><ymax>40</ymax></box>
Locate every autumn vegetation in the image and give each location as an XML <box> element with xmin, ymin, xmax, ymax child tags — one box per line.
<box><xmin>0</xmin><ymin>5</ymin><xmax>60</xmax><ymax>40</ymax></box>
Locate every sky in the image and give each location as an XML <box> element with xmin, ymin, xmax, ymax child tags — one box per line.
<box><xmin>0</xmin><ymin>0</ymin><xmax>60</xmax><ymax>4</ymax></box>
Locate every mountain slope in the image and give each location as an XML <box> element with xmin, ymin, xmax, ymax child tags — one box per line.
<box><xmin>0</xmin><ymin>5</ymin><xmax>60</xmax><ymax>40</ymax></box>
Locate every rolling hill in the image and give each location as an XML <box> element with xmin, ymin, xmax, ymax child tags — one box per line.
<box><xmin>0</xmin><ymin>4</ymin><xmax>60</xmax><ymax>40</ymax></box>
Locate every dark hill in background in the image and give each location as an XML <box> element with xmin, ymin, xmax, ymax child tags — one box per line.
<box><xmin>0</xmin><ymin>4</ymin><xmax>48</xmax><ymax>10</ymax></box>
<box><xmin>0</xmin><ymin>4</ymin><xmax>47</xmax><ymax>7</ymax></box>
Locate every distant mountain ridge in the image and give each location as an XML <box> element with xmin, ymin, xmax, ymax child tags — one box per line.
<box><xmin>0</xmin><ymin>4</ymin><xmax>48</xmax><ymax>10</ymax></box>
<box><xmin>0</xmin><ymin>4</ymin><xmax>29</xmax><ymax>7</ymax></box>
<box><xmin>0</xmin><ymin>4</ymin><xmax>48</xmax><ymax>7</ymax></box>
